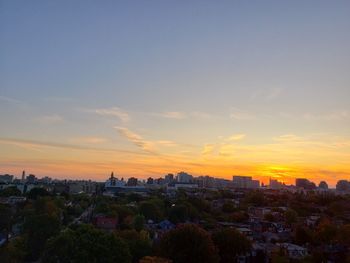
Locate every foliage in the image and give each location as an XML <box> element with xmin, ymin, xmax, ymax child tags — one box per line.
<box><xmin>133</xmin><ymin>214</ymin><xmax>145</xmax><ymax>232</ymax></box>
<box><xmin>0</xmin><ymin>186</ymin><xmax>21</xmax><ymax>197</ymax></box>
<box><xmin>139</xmin><ymin>201</ymin><xmax>163</xmax><ymax>222</ymax></box>
<box><xmin>159</xmin><ymin>224</ymin><xmax>219</xmax><ymax>263</ymax></box>
<box><xmin>42</xmin><ymin>224</ymin><xmax>131</xmax><ymax>263</ymax></box>
<box><xmin>23</xmin><ymin>213</ymin><xmax>61</xmax><ymax>260</ymax></box>
<box><xmin>117</xmin><ymin>229</ymin><xmax>152</xmax><ymax>263</ymax></box>
<box><xmin>284</xmin><ymin>209</ymin><xmax>298</xmax><ymax>225</ymax></box>
<box><xmin>27</xmin><ymin>187</ymin><xmax>50</xmax><ymax>199</ymax></box>
<box><xmin>212</xmin><ymin>228</ymin><xmax>251</xmax><ymax>263</ymax></box>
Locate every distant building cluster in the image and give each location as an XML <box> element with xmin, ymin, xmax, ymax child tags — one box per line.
<box><xmin>1</xmin><ymin>170</ymin><xmax>350</xmax><ymax>197</ymax></box>
<box><xmin>0</xmin><ymin>170</ymin><xmax>102</xmax><ymax>195</ymax></box>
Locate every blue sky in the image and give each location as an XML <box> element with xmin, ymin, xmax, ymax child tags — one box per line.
<box><xmin>1</xmin><ymin>1</ymin><xmax>350</xmax><ymax>184</ymax></box>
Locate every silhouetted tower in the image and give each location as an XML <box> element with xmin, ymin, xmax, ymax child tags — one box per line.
<box><xmin>21</xmin><ymin>170</ymin><xmax>26</xmax><ymax>182</ymax></box>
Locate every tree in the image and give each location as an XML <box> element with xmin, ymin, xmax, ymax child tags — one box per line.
<box><xmin>27</xmin><ymin>187</ymin><xmax>50</xmax><ymax>199</ymax></box>
<box><xmin>243</xmin><ymin>191</ymin><xmax>265</xmax><ymax>207</ymax></box>
<box><xmin>169</xmin><ymin>205</ymin><xmax>188</xmax><ymax>223</ymax></box>
<box><xmin>0</xmin><ymin>186</ymin><xmax>21</xmax><ymax>197</ymax></box>
<box><xmin>338</xmin><ymin>224</ymin><xmax>350</xmax><ymax>246</ymax></box>
<box><xmin>0</xmin><ymin>204</ymin><xmax>12</xmax><ymax>240</ymax></box>
<box><xmin>0</xmin><ymin>237</ymin><xmax>26</xmax><ymax>263</ymax></box>
<box><xmin>23</xmin><ymin>214</ymin><xmax>61</xmax><ymax>260</ymax></box>
<box><xmin>264</xmin><ymin>212</ymin><xmax>275</xmax><ymax>222</ymax></box>
<box><xmin>212</xmin><ymin>228</ymin><xmax>251</xmax><ymax>263</ymax></box>
<box><xmin>159</xmin><ymin>224</ymin><xmax>219</xmax><ymax>263</ymax></box>
<box><xmin>42</xmin><ymin>224</ymin><xmax>131</xmax><ymax>263</ymax></box>
<box><xmin>222</xmin><ymin>202</ymin><xmax>236</xmax><ymax>213</ymax></box>
<box><xmin>315</xmin><ymin>218</ymin><xmax>337</xmax><ymax>244</ymax></box>
<box><xmin>133</xmin><ymin>214</ymin><xmax>145</xmax><ymax>232</ymax></box>
<box><xmin>294</xmin><ymin>225</ymin><xmax>313</xmax><ymax>245</ymax></box>
<box><xmin>139</xmin><ymin>201</ymin><xmax>163</xmax><ymax>222</ymax></box>
<box><xmin>117</xmin><ymin>229</ymin><xmax>152</xmax><ymax>263</ymax></box>
<box><xmin>284</xmin><ymin>209</ymin><xmax>298</xmax><ymax>225</ymax></box>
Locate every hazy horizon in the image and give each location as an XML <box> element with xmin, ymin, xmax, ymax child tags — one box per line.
<box><xmin>1</xmin><ymin>1</ymin><xmax>350</xmax><ymax>187</ymax></box>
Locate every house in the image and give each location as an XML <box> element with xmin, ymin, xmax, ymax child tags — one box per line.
<box><xmin>158</xmin><ymin>220</ymin><xmax>175</xmax><ymax>230</ymax></box>
<box><xmin>279</xmin><ymin>243</ymin><xmax>308</xmax><ymax>259</ymax></box>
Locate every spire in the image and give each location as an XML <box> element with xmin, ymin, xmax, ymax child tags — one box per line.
<box><xmin>110</xmin><ymin>172</ymin><xmax>114</xmax><ymax>179</ymax></box>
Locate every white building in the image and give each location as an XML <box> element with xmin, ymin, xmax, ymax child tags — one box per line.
<box><xmin>177</xmin><ymin>172</ymin><xmax>193</xmax><ymax>183</ymax></box>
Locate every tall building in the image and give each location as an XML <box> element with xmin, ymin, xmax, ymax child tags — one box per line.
<box><xmin>177</xmin><ymin>172</ymin><xmax>193</xmax><ymax>183</ymax></box>
<box><xmin>269</xmin><ymin>179</ymin><xmax>283</xmax><ymax>189</ymax></box>
<box><xmin>21</xmin><ymin>170</ymin><xmax>26</xmax><ymax>183</ymax></box>
<box><xmin>26</xmin><ymin>174</ymin><xmax>37</xmax><ymax>184</ymax></box>
<box><xmin>336</xmin><ymin>180</ymin><xmax>350</xmax><ymax>192</ymax></box>
<box><xmin>232</xmin><ymin>175</ymin><xmax>260</xmax><ymax>189</ymax></box>
<box><xmin>164</xmin><ymin>173</ymin><xmax>174</xmax><ymax>183</ymax></box>
<box><xmin>296</xmin><ymin>178</ymin><xmax>316</xmax><ymax>190</ymax></box>
<box><xmin>0</xmin><ymin>174</ymin><xmax>13</xmax><ymax>183</ymax></box>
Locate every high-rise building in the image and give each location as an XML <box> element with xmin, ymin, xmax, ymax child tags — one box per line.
<box><xmin>21</xmin><ymin>170</ymin><xmax>26</xmax><ymax>182</ymax></box>
<box><xmin>26</xmin><ymin>174</ymin><xmax>37</xmax><ymax>184</ymax></box>
<box><xmin>296</xmin><ymin>178</ymin><xmax>316</xmax><ymax>190</ymax></box>
<box><xmin>0</xmin><ymin>174</ymin><xmax>13</xmax><ymax>183</ymax></box>
<box><xmin>232</xmin><ymin>176</ymin><xmax>260</xmax><ymax>189</ymax></box>
<box><xmin>177</xmin><ymin>172</ymin><xmax>193</xmax><ymax>183</ymax></box>
<box><xmin>164</xmin><ymin>173</ymin><xmax>174</xmax><ymax>183</ymax></box>
<box><xmin>269</xmin><ymin>179</ymin><xmax>283</xmax><ymax>189</ymax></box>
<box><xmin>336</xmin><ymin>180</ymin><xmax>350</xmax><ymax>192</ymax></box>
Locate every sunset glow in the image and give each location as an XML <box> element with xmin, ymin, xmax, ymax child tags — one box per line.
<box><xmin>1</xmin><ymin>1</ymin><xmax>350</xmax><ymax>187</ymax></box>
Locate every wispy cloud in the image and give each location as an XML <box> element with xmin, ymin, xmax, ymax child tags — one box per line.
<box><xmin>84</xmin><ymin>107</ymin><xmax>130</xmax><ymax>122</ymax></box>
<box><xmin>274</xmin><ymin>134</ymin><xmax>304</xmax><ymax>142</ymax></box>
<box><xmin>0</xmin><ymin>138</ymin><xmax>145</xmax><ymax>155</ymax></box>
<box><xmin>229</xmin><ymin>108</ymin><xmax>255</xmax><ymax>120</ymax></box>
<box><xmin>202</xmin><ymin>144</ymin><xmax>215</xmax><ymax>155</ymax></box>
<box><xmin>303</xmin><ymin>110</ymin><xmax>349</xmax><ymax>121</ymax></box>
<box><xmin>152</xmin><ymin>111</ymin><xmax>217</xmax><ymax>120</ymax></box>
<box><xmin>228</xmin><ymin>133</ymin><xmax>246</xmax><ymax>141</ymax></box>
<box><xmin>154</xmin><ymin>111</ymin><xmax>187</xmax><ymax>119</ymax></box>
<box><xmin>69</xmin><ymin>137</ymin><xmax>107</xmax><ymax>144</ymax></box>
<box><xmin>115</xmin><ymin>127</ymin><xmax>155</xmax><ymax>152</ymax></box>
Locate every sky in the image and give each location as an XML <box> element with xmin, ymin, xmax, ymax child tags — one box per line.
<box><xmin>1</xmin><ymin>1</ymin><xmax>350</xmax><ymax>186</ymax></box>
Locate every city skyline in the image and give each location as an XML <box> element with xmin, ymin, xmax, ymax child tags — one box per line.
<box><xmin>1</xmin><ymin>1</ymin><xmax>350</xmax><ymax>186</ymax></box>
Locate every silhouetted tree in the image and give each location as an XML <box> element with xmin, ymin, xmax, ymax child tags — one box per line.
<box><xmin>42</xmin><ymin>224</ymin><xmax>131</xmax><ymax>263</ymax></box>
<box><xmin>0</xmin><ymin>186</ymin><xmax>21</xmax><ymax>197</ymax></box>
<box><xmin>212</xmin><ymin>228</ymin><xmax>251</xmax><ymax>263</ymax></box>
<box><xmin>117</xmin><ymin>229</ymin><xmax>152</xmax><ymax>263</ymax></box>
<box><xmin>133</xmin><ymin>214</ymin><xmax>145</xmax><ymax>232</ymax></box>
<box><xmin>159</xmin><ymin>224</ymin><xmax>219</xmax><ymax>263</ymax></box>
<box><xmin>27</xmin><ymin>187</ymin><xmax>50</xmax><ymax>200</ymax></box>
<box><xmin>23</xmin><ymin>214</ymin><xmax>61</xmax><ymax>260</ymax></box>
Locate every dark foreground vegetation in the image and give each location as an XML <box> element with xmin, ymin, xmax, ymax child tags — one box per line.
<box><xmin>1</xmin><ymin>186</ymin><xmax>350</xmax><ymax>262</ymax></box>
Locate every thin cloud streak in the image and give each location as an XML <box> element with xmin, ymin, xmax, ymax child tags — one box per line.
<box><xmin>0</xmin><ymin>138</ymin><xmax>147</xmax><ymax>155</ymax></box>
<box><xmin>115</xmin><ymin>127</ymin><xmax>155</xmax><ymax>153</ymax></box>
<box><xmin>82</xmin><ymin>107</ymin><xmax>130</xmax><ymax>122</ymax></box>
